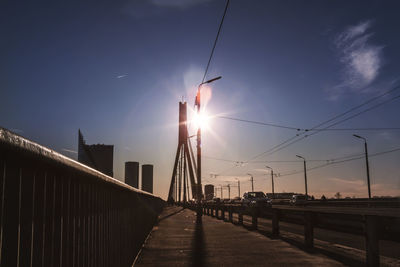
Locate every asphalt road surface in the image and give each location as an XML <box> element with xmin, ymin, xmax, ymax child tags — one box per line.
<box><xmin>236</xmin><ymin>214</ymin><xmax>400</xmax><ymax>260</ymax></box>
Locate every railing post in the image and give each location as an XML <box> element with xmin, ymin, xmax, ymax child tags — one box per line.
<box><xmin>228</xmin><ymin>207</ymin><xmax>233</xmax><ymax>223</ymax></box>
<box><xmin>238</xmin><ymin>209</ymin><xmax>243</xmax><ymax>225</ymax></box>
<box><xmin>251</xmin><ymin>207</ymin><xmax>258</xmax><ymax>230</ymax></box>
<box><xmin>365</xmin><ymin>215</ymin><xmax>380</xmax><ymax>267</ymax></box>
<box><xmin>304</xmin><ymin>211</ymin><xmax>314</xmax><ymax>248</ymax></box>
<box><xmin>272</xmin><ymin>209</ymin><xmax>280</xmax><ymax>237</ymax></box>
<box><xmin>220</xmin><ymin>206</ymin><xmax>225</xmax><ymax>220</ymax></box>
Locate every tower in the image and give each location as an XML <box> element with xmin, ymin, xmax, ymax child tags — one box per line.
<box><xmin>142</xmin><ymin>164</ymin><xmax>153</xmax><ymax>194</ymax></box>
<box><xmin>125</xmin><ymin>161</ymin><xmax>139</xmax><ymax>188</ymax></box>
<box><xmin>168</xmin><ymin>102</ymin><xmax>199</xmax><ymax>203</ymax></box>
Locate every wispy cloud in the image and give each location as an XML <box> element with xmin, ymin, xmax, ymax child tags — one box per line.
<box><xmin>123</xmin><ymin>0</ymin><xmax>213</xmax><ymax>19</ymax></box>
<box><xmin>150</xmin><ymin>0</ymin><xmax>213</xmax><ymax>8</ymax></box>
<box><xmin>11</xmin><ymin>128</ymin><xmax>24</xmax><ymax>134</ymax></box>
<box><xmin>328</xmin><ymin>177</ymin><xmax>364</xmax><ymax>186</ymax></box>
<box><xmin>328</xmin><ymin>20</ymin><xmax>384</xmax><ymax>100</ymax></box>
<box><xmin>62</xmin><ymin>148</ymin><xmax>77</xmax><ymax>154</ymax></box>
<box><xmin>116</xmin><ymin>74</ymin><xmax>127</xmax><ymax>79</ymax></box>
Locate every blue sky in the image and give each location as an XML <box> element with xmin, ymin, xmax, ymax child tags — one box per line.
<box><xmin>1</xmin><ymin>0</ymin><xmax>400</xmax><ymax>199</ymax></box>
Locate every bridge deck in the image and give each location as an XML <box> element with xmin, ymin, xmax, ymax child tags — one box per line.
<box><xmin>134</xmin><ymin>206</ymin><xmax>342</xmax><ymax>266</ymax></box>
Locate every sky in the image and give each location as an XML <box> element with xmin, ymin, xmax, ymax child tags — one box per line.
<box><xmin>1</xmin><ymin>0</ymin><xmax>400</xmax><ymax>200</ymax></box>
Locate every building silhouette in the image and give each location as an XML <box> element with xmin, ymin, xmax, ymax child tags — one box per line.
<box><xmin>142</xmin><ymin>164</ymin><xmax>153</xmax><ymax>194</ymax></box>
<box><xmin>204</xmin><ymin>184</ymin><xmax>214</xmax><ymax>200</ymax></box>
<box><xmin>125</xmin><ymin>161</ymin><xmax>139</xmax><ymax>188</ymax></box>
<box><xmin>78</xmin><ymin>130</ymin><xmax>114</xmax><ymax>177</ymax></box>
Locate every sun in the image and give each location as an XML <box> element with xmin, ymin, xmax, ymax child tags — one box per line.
<box><xmin>192</xmin><ymin>111</ymin><xmax>210</xmax><ymax>131</ymax></box>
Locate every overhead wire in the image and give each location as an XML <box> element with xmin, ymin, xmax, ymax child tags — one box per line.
<box><xmin>278</xmin><ymin>146</ymin><xmax>400</xmax><ymax>177</ymax></box>
<box><xmin>216</xmin><ymin>116</ymin><xmax>400</xmax><ymax>131</ymax></box>
<box><xmin>249</xmin><ymin>90</ymin><xmax>400</xmax><ymax>160</ymax></box>
<box><xmin>213</xmin><ymin>85</ymin><xmax>400</xmax><ymax>175</ymax></box>
<box><xmin>201</xmin><ymin>0</ymin><xmax>230</xmax><ymax>84</ymax></box>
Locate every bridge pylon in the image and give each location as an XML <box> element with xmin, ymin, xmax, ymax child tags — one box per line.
<box><xmin>168</xmin><ymin>102</ymin><xmax>198</xmax><ymax>203</ymax></box>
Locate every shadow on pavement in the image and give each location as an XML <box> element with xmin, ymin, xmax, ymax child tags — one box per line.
<box><xmin>257</xmin><ymin>229</ymin><xmax>364</xmax><ymax>266</ymax></box>
<box><xmin>191</xmin><ymin>215</ymin><xmax>206</xmax><ymax>267</ymax></box>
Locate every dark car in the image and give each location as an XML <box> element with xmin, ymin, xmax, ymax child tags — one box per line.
<box><xmin>242</xmin><ymin>192</ymin><xmax>272</xmax><ymax>208</ymax></box>
<box><xmin>290</xmin><ymin>194</ymin><xmax>307</xmax><ymax>206</ymax></box>
<box><xmin>230</xmin><ymin>196</ymin><xmax>242</xmax><ymax>204</ymax></box>
<box><xmin>212</xmin><ymin>197</ymin><xmax>221</xmax><ymax>204</ymax></box>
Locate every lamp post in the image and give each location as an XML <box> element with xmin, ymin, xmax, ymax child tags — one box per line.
<box><xmin>353</xmin><ymin>134</ymin><xmax>372</xmax><ymax>199</ymax></box>
<box><xmin>195</xmin><ymin>76</ymin><xmax>221</xmax><ymax>205</ymax></box>
<box><xmin>265</xmin><ymin>166</ymin><xmax>275</xmax><ymax>199</ymax></box>
<box><xmin>296</xmin><ymin>155</ymin><xmax>308</xmax><ymax>199</ymax></box>
<box><xmin>247</xmin><ymin>173</ymin><xmax>254</xmax><ymax>192</ymax></box>
<box><xmin>235</xmin><ymin>178</ymin><xmax>241</xmax><ymax>198</ymax></box>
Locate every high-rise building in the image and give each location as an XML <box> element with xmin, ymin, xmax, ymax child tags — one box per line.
<box><xmin>78</xmin><ymin>130</ymin><xmax>114</xmax><ymax>177</ymax></box>
<box><xmin>125</xmin><ymin>161</ymin><xmax>139</xmax><ymax>188</ymax></box>
<box><xmin>142</xmin><ymin>164</ymin><xmax>153</xmax><ymax>194</ymax></box>
<box><xmin>204</xmin><ymin>184</ymin><xmax>214</xmax><ymax>200</ymax></box>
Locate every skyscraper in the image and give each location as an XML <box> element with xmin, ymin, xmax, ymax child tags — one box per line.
<box><xmin>78</xmin><ymin>130</ymin><xmax>114</xmax><ymax>177</ymax></box>
<box><xmin>142</xmin><ymin>164</ymin><xmax>153</xmax><ymax>194</ymax></box>
<box><xmin>125</xmin><ymin>161</ymin><xmax>139</xmax><ymax>188</ymax></box>
<box><xmin>204</xmin><ymin>184</ymin><xmax>214</xmax><ymax>200</ymax></box>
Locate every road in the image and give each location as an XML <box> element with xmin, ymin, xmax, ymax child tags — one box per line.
<box><xmin>235</xmin><ymin>214</ymin><xmax>400</xmax><ymax>260</ymax></box>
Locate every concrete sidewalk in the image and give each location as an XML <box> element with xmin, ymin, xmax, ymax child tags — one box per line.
<box><xmin>134</xmin><ymin>206</ymin><xmax>343</xmax><ymax>266</ymax></box>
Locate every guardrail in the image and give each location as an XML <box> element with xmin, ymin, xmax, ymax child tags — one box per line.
<box><xmin>271</xmin><ymin>198</ymin><xmax>400</xmax><ymax>208</ymax></box>
<box><xmin>183</xmin><ymin>201</ymin><xmax>400</xmax><ymax>267</ymax></box>
<box><xmin>0</xmin><ymin>128</ymin><xmax>165</xmax><ymax>266</ymax></box>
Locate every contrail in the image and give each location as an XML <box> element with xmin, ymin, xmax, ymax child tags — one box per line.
<box><xmin>62</xmin><ymin>148</ymin><xmax>77</xmax><ymax>154</ymax></box>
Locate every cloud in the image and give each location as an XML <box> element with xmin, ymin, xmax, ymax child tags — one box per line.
<box><xmin>328</xmin><ymin>177</ymin><xmax>364</xmax><ymax>186</ymax></box>
<box><xmin>62</xmin><ymin>148</ymin><xmax>77</xmax><ymax>154</ymax></box>
<box><xmin>150</xmin><ymin>0</ymin><xmax>213</xmax><ymax>8</ymax></box>
<box><xmin>116</xmin><ymin>74</ymin><xmax>128</xmax><ymax>79</ymax></box>
<box><xmin>123</xmin><ymin>0</ymin><xmax>213</xmax><ymax>19</ymax></box>
<box><xmin>10</xmin><ymin>128</ymin><xmax>24</xmax><ymax>134</ymax></box>
<box><xmin>322</xmin><ymin>177</ymin><xmax>400</xmax><ymax>197</ymax></box>
<box><xmin>328</xmin><ymin>20</ymin><xmax>384</xmax><ymax>99</ymax></box>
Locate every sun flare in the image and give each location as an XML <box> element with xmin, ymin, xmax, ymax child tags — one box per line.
<box><xmin>192</xmin><ymin>111</ymin><xmax>210</xmax><ymax>131</ymax></box>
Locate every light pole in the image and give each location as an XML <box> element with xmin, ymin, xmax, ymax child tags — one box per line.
<box><xmin>296</xmin><ymin>155</ymin><xmax>308</xmax><ymax>199</ymax></box>
<box><xmin>353</xmin><ymin>134</ymin><xmax>372</xmax><ymax>199</ymax></box>
<box><xmin>195</xmin><ymin>76</ymin><xmax>221</xmax><ymax>203</ymax></box>
<box><xmin>265</xmin><ymin>166</ymin><xmax>275</xmax><ymax>199</ymax></box>
<box><xmin>247</xmin><ymin>173</ymin><xmax>254</xmax><ymax>192</ymax></box>
<box><xmin>235</xmin><ymin>178</ymin><xmax>241</xmax><ymax>198</ymax></box>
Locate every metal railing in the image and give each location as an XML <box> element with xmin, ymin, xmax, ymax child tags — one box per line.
<box><xmin>183</xmin><ymin>201</ymin><xmax>400</xmax><ymax>267</ymax></box>
<box><xmin>0</xmin><ymin>128</ymin><xmax>165</xmax><ymax>266</ymax></box>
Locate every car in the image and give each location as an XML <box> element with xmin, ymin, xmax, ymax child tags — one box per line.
<box><xmin>222</xmin><ymin>198</ymin><xmax>231</xmax><ymax>203</ymax></box>
<box><xmin>242</xmin><ymin>192</ymin><xmax>272</xmax><ymax>208</ymax></box>
<box><xmin>212</xmin><ymin>197</ymin><xmax>221</xmax><ymax>204</ymax></box>
<box><xmin>230</xmin><ymin>196</ymin><xmax>242</xmax><ymax>204</ymax></box>
<box><xmin>290</xmin><ymin>194</ymin><xmax>308</xmax><ymax>206</ymax></box>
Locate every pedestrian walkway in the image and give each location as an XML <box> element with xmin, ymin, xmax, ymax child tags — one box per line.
<box><xmin>134</xmin><ymin>206</ymin><xmax>343</xmax><ymax>266</ymax></box>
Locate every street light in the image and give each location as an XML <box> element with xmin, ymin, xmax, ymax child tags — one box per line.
<box><xmin>353</xmin><ymin>134</ymin><xmax>372</xmax><ymax>199</ymax></box>
<box><xmin>235</xmin><ymin>178</ymin><xmax>241</xmax><ymax>198</ymax></box>
<box><xmin>296</xmin><ymin>155</ymin><xmax>308</xmax><ymax>199</ymax></box>
<box><xmin>195</xmin><ymin>76</ymin><xmax>222</xmax><ymax>204</ymax></box>
<box><xmin>247</xmin><ymin>173</ymin><xmax>254</xmax><ymax>192</ymax></box>
<box><xmin>265</xmin><ymin>166</ymin><xmax>275</xmax><ymax>199</ymax></box>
